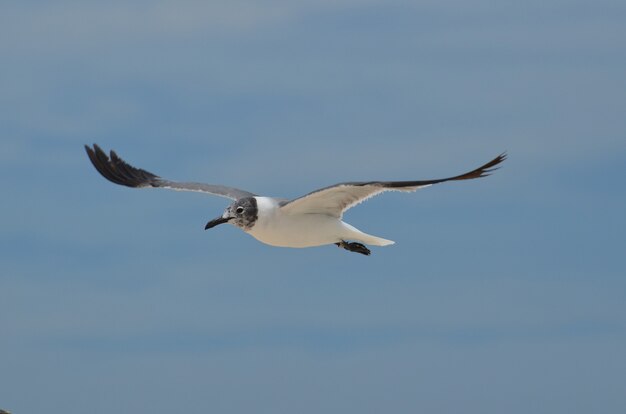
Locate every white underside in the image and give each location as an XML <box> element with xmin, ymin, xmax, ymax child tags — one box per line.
<box><xmin>245</xmin><ymin>197</ymin><xmax>395</xmax><ymax>248</ymax></box>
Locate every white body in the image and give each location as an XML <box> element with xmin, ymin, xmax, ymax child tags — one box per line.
<box><xmin>246</xmin><ymin>197</ymin><xmax>394</xmax><ymax>248</ymax></box>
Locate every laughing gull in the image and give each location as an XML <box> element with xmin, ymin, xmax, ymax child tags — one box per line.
<box><xmin>85</xmin><ymin>144</ymin><xmax>505</xmax><ymax>255</ymax></box>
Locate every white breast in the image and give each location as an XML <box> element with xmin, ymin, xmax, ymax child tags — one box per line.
<box><xmin>246</xmin><ymin>197</ymin><xmax>346</xmax><ymax>248</ymax></box>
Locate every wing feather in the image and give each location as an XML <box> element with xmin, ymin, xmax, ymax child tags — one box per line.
<box><xmin>280</xmin><ymin>153</ymin><xmax>506</xmax><ymax>218</ymax></box>
<box><xmin>84</xmin><ymin>144</ymin><xmax>256</xmax><ymax>200</ymax></box>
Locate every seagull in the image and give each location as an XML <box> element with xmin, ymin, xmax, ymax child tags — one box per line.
<box><xmin>85</xmin><ymin>144</ymin><xmax>505</xmax><ymax>255</ymax></box>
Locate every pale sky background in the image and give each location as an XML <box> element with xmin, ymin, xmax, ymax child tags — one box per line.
<box><xmin>1</xmin><ymin>1</ymin><xmax>625</xmax><ymax>413</ymax></box>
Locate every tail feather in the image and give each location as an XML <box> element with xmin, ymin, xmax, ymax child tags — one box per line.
<box><xmin>341</xmin><ymin>222</ymin><xmax>395</xmax><ymax>246</ymax></box>
<box><xmin>362</xmin><ymin>235</ymin><xmax>395</xmax><ymax>246</ymax></box>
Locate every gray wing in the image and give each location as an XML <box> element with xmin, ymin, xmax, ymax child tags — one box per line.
<box><xmin>85</xmin><ymin>144</ymin><xmax>256</xmax><ymax>200</ymax></box>
<box><xmin>280</xmin><ymin>153</ymin><xmax>506</xmax><ymax>218</ymax></box>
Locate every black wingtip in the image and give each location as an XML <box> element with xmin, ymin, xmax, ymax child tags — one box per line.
<box><xmin>84</xmin><ymin>144</ymin><xmax>161</xmax><ymax>188</ymax></box>
<box><xmin>482</xmin><ymin>151</ymin><xmax>507</xmax><ymax>176</ymax></box>
<box><xmin>395</xmin><ymin>151</ymin><xmax>507</xmax><ymax>186</ymax></box>
<box><xmin>455</xmin><ymin>151</ymin><xmax>507</xmax><ymax>180</ymax></box>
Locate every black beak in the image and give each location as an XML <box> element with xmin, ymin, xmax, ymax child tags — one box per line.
<box><xmin>204</xmin><ymin>216</ymin><xmax>232</xmax><ymax>230</ymax></box>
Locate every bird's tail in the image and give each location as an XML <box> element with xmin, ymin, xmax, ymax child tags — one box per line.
<box><xmin>341</xmin><ymin>222</ymin><xmax>395</xmax><ymax>246</ymax></box>
<box><xmin>361</xmin><ymin>235</ymin><xmax>395</xmax><ymax>246</ymax></box>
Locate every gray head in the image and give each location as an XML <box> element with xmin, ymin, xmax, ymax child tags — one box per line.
<box><xmin>204</xmin><ymin>197</ymin><xmax>258</xmax><ymax>231</ymax></box>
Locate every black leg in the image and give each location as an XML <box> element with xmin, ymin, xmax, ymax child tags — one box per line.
<box><xmin>335</xmin><ymin>241</ymin><xmax>371</xmax><ymax>256</ymax></box>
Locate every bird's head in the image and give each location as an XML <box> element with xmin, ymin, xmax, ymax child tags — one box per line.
<box><xmin>204</xmin><ymin>197</ymin><xmax>258</xmax><ymax>231</ymax></box>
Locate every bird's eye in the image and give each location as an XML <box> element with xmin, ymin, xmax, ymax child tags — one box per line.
<box><xmin>236</xmin><ymin>206</ymin><xmax>244</xmax><ymax>214</ymax></box>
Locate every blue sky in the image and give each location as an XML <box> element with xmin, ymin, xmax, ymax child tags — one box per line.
<box><xmin>1</xmin><ymin>1</ymin><xmax>625</xmax><ymax>413</ymax></box>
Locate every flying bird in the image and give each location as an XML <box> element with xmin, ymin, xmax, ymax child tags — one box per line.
<box><xmin>85</xmin><ymin>144</ymin><xmax>505</xmax><ymax>255</ymax></box>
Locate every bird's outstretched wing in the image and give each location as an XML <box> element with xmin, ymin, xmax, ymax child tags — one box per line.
<box><xmin>280</xmin><ymin>153</ymin><xmax>506</xmax><ymax>218</ymax></box>
<box><xmin>85</xmin><ymin>144</ymin><xmax>256</xmax><ymax>200</ymax></box>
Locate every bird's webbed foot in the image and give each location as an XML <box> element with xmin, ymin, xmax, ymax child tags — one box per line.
<box><xmin>335</xmin><ymin>241</ymin><xmax>371</xmax><ymax>256</ymax></box>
